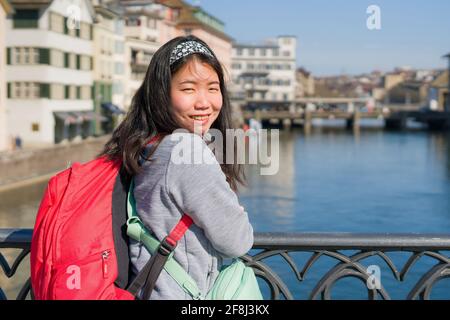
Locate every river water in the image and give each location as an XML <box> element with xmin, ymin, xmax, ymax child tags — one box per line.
<box><xmin>1</xmin><ymin>126</ymin><xmax>450</xmax><ymax>299</ymax></box>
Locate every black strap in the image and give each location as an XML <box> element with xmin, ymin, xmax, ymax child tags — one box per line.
<box><xmin>111</xmin><ymin>167</ymin><xmax>132</xmax><ymax>289</ymax></box>
<box><xmin>126</xmin><ymin>242</ymin><xmax>174</xmax><ymax>299</ymax></box>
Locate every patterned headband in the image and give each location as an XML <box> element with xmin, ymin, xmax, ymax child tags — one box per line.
<box><xmin>169</xmin><ymin>40</ymin><xmax>214</xmax><ymax>65</ymax></box>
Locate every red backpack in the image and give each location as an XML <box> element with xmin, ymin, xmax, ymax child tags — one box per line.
<box><xmin>30</xmin><ymin>156</ymin><xmax>136</xmax><ymax>300</ymax></box>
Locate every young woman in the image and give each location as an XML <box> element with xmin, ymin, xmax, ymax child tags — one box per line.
<box><xmin>100</xmin><ymin>36</ymin><xmax>254</xmax><ymax>299</ymax></box>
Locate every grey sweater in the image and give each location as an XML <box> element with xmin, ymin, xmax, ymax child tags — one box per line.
<box><xmin>129</xmin><ymin>132</ymin><xmax>254</xmax><ymax>300</ymax></box>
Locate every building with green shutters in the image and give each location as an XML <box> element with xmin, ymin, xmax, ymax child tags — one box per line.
<box><xmin>5</xmin><ymin>0</ymin><xmax>100</xmax><ymax>146</ymax></box>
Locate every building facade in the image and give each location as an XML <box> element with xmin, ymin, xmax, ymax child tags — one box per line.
<box><xmin>0</xmin><ymin>0</ymin><xmax>12</xmax><ymax>151</ymax></box>
<box><xmin>230</xmin><ymin>36</ymin><xmax>297</xmax><ymax>105</ymax></box>
<box><xmin>92</xmin><ymin>1</ymin><xmax>125</xmax><ymax>134</ymax></box>
<box><xmin>6</xmin><ymin>0</ymin><xmax>96</xmax><ymax>145</ymax></box>
<box><xmin>158</xmin><ymin>0</ymin><xmax>233</xmax><ymax>76</ymax></box>
<box><xmin>295</xmin><ymin>67</ymin><xmax>315</xmax><ymax>98</ymax></box>
<box><xmin>428</xmin><ymin>70</ymin><xmax>448</xmax><ymax>111</ymax></box>
<box><xmin>119</xmin><ymin>0</ymin><xmax>163</xmax><ymax>108</ymax></box>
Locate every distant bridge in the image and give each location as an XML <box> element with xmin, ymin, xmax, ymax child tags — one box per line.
<box><xmin>235</xmin><ymin>98</ymin><xmax>449</xmax><ymax>131</ymax></box>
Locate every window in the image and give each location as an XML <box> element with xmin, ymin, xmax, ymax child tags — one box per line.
<box><xmin>51</xmin><ymin>49</ymin><xmax>64</xmax><ymax>67</ymax></box>
<box><xmin>113</xmin><ymin>82</ymin><xmax>123</xmax><ymax>95</ymax></box>
<box><xmin>38</xmin><ymin>48</ymin><xmax>50</xmax><ymax>64</ymax></box>
<box><xmin>81</xmin><ymin>86</ymin><xmax>91</xmax><ymax>100</ymax></box>
<box><xmin>272</xmin><ymin>48</ymin><xmax>279</xmax><ymax>56</ymax></box>
<box><xmin>80</xmin><ymin>22</ymin><xmax>91</xmax><ymax>40</ymax></box>
<box><xmin>23</xmin><ymin>48</ymin><xmax>30</xmax><ymax>64</ymax></box>
<box><xmin>68</xmin><ymin>23</ymin><xmax>77</xmax><ymax>37</ymax></box>
<box><xmin>49</xmin><ymin>12</ymin><xmax>64</xmax><ymax>33</ymax></box>
<box><xmin>115</xmin><ymin>62</ymin><xmax>124</xmax><ymax>75</ymax></box>
<box><xmin>33</xmin><ymin>48</ymin><xmax>39</xmax><ymax>64</ymax></box>
<box><xmin>23</xmin><ymin>82</ymin><xmax>31</xmax><ymax>97</ymax></box>
<box><xmin>51</xmin><ymin>84</ymin><xmax>65</xmax><ymax>99</ymax></box>
<box><xmin>247</xmin><ymin>63</ymin><xmax>254</xmax><ymax>70</ymax></box>
<box><xmin>64</xmin><ymin>53</ymin><xmax>69</xmax><ymax>68</ymax></box>
<box><xmin>232</xmin><ymin>63</ymin><xmax>241</xmax><ymax>70</ymax></box>
<box><xmin>10</xmin><ymin>82</ymin><xmax>41</xmax><ymax>99</ymax></box>
<box><xmin>126</xmin><ymin>17</ymin><xmax>141</xmax><ymax>26</ymax></box>
<box><xmin>12</xmin><ymin>47</ymin><xmax>40</xmax><ymax>64</ymax></box>
<box><xmin>14</xmin><ymin>82</ymin><xmax>21</xmax><ymax>98</ymax></box>
<box><xmin>260</xmin><ymin>49</ymin><xmax>266</xmax><ymax>56</ymax></box>
<box><xmin>115</xmin><ymin>20</ymin><xmax>124</xmax><ymax>34</ymax></box>
<box><xmin>13</xmin><ymin>48</ymin><xmax>21</xmax><ymax>64</ymax></box>
<box><xmin>81</xmin><ymin>55</ymin><xmax>91</xmax><ymax>71</ymax></box>
<box><xmin>40</xmin><ymin>83</ymin><xmax>50</xmax><ymax>98</ymax></box>
<box><xmin>282</xmin><ymin>51</ymin><xmax>290</xmax><ymax>57</ymax></box>
<box><xmin>69</xmin><ymin>85</ymin><xmax>77</xmax><ymax>99</ymax></box>
<box><xmin>236</xmin><ymin>48</ymin><xmax>243</xmax><ymax>56</ymax></box>
<box><xmin>33</xmin><ymin>83</ymin><xmax>40</xmax><ymax>97</ymax></box>
<box><xmin>115</xmin><ymin>40</ymin><xmax>124</xmax><ymax>54</ymax></box>
<box><xmin>69</xmin><ymin>53</ymin><xmax>76</xmax><ymax>69</ymax></box>
<box><xmin>6</xmin><ymin>48</ymin><xmax>11</xmax><ymax>64</ymax></box>
<box><xmin>248</xmin><ymin>48</ymin><xmax>255</xmax><ymax>56</ymax></box>
<box><xmin>13</xmin><ymin>9</ymin><xmax>39</xmax><ymax>29</ymax></box>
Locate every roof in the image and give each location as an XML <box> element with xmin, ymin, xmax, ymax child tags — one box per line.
<box><xmin>155</xmin><ymin>0</ymin><xmax>184</xmax><ymax>9</ymax></box>
<box><xmin>124</xmin><ymin>8</ymin><xmax>163</xmax><ymax>19</ymax></box>
<box><xmin>158</xmin><ymin>0</ymin><xmax>233</xmax><ymax>42</ymax></box>
<box><xmin>94</xmin><ymin>5</ymin><xmax>121</xmax><ymax>19</ymax></box>
<box><xmin>430</xmin><ymin>70</ymin><xmax>449</xmax><ymax>88</ymax></box>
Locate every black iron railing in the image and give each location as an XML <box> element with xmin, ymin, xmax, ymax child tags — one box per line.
<box><xmin>1</xmin><ymin>229</ymin><xmax>450</xmax><ymax>300</ymax></box>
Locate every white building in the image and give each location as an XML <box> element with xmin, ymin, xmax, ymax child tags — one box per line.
<box><xmin>5</xmin><ymin>0</ymin><xmax>96</xmax><ymax>146</ymax></box>
<box><xmin>0</xmin><ymin>0</ymin><xmax>12</xmax><ymax>151</ymax></box>
<box><xmin>120</xmin><ymin>0</ymin><xmax>164</xmax><ymax>108</ymax></box>
<box><xmin>230</xmin><ymin>36</ymin><xmax>297</xmax><ymax>105</ymax></box>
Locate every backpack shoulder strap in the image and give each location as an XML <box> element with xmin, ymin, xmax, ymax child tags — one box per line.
<box><xmin>111</xmin><ymin>166</ymin><xmax>132</xmax><ymax>289</ymax></box>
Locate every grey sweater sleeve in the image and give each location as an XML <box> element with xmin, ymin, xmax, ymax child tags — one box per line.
<box><xmin>166</xmin><ymin>134</ymin><xmax>254</xmax><ymax>258</ymax></box>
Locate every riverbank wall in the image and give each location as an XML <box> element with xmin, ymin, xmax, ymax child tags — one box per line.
<box><xmin>0</xmin><ymin>136</ymin><xmax>109</xmax><ymax>188</ymax></box>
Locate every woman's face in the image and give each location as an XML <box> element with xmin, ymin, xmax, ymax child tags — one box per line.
<box><xmin>170</xmin><ymin>57</ymin><xmax>223</xmax><ymax>134</ymax></box>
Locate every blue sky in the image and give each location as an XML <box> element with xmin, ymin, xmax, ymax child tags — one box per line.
<box><xmin>188</xmin><ymin>0</ymin><xmax>450</xmax><ymax>76</ymax></box>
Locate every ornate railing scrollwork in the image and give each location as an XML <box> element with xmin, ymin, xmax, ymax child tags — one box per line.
<box><xmin>243</xmin><ymin>233</ymin><xmax>450</xmax><ymax>300</ymax></box>
<box><xmin>1</xmin><ymin>229</ymin><xmax>449</xmax><ymax>300</ymax></box>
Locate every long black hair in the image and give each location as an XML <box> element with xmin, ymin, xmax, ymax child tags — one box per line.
<box><xmin>100</xmin><ymin>35</ymin><xmax>245</xmax><ymax>191</ymax></box>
